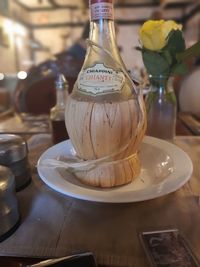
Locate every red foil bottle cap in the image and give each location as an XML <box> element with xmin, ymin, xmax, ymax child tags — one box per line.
<box><xmin>90</xmin><ymin>0</ymin><xmax>114</xmax><ymax>20</ymax></box>
<box><xmin>90</xmin><ymin>0</ymin><xmax>113</xmax><ymax>3</ymax></box>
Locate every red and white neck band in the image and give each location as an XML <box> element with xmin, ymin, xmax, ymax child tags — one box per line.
<box><xmin>90</xmin><ymin>0</ymin><xmax>114</xmax><ymax>21</ymax></box>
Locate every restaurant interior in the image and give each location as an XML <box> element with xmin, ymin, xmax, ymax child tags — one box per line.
<box><xmin>0</xmin><ymin>0</ymin><xmax>199</xmax><ymax>119</ymax></box>
<box><xmin>0</xmin><ymin>0</ymin><xmax>200</xmax><ymax>266</ymax></box>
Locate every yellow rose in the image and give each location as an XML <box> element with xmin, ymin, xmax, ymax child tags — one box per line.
<box><xmin>139</xmin><ymin>20</ymin><xmax>182</xmax><ymax>51</ymax></box>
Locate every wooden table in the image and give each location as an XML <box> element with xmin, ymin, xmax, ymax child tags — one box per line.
<box><xmin>0</xmin><ymin>109</ymin><xmax>195</xmax><ymax>136</ymax></box>
<box><xmin>0</xmin><ymin>112</ymin><xmax>50</xmax><ymax>136</ymax></box>
<box><xmin>0</xmin><ymin>136</ymin><xmax>200</xmax><ymax>267</ymax></box>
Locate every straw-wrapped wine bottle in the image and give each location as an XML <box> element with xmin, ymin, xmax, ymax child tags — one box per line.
<box><xmin>65</xmin><ymin>0</ymin><xmax>146</xmax><ymax>188</ymax></box>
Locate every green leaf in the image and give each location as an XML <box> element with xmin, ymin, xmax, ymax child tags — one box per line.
<box><xmin>163</xmin><ymin>50</ymin><xmax>173</xmax><ymax>65</ymax></box>
<box><xmin>165</xmin><ymin>30</ymin><xmax>186</xmax><ymax>57</ymax></box>
<box><xmin>176</xmin><ymin>41</ymin><xmax>200</xmax><ymax>61</ymax></box>
<box><xmin>171</xmin><ymin>63</ymin><xmax>188</xmax><ymax>75</ymax></box>
<box><xmin>165</xmin><ymin>92</ymin><xmax>177</xmax><ymax>106</ymax></box>
<box><xmin>142</xmin><ymin>50</ymin><xmax>170</xmax><ymax>76</ymax></box>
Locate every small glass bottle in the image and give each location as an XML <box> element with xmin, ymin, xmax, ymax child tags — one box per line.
<box><xmin>50</xmin><ymin>74</ymin><xmax>69</xmax><ymax>144</ymax></box>
<box><xmin>145</xmin><ymin>75</ymin><xmax>177</xmax><ymax>141</ymax></box>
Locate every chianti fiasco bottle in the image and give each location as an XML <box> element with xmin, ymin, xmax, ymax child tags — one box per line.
<box><xmin>65</xmin><ymin>0</ymin><xmax>146</xmax><ymax>188</ymax></box>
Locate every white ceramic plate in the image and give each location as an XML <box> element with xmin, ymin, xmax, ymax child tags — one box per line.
<box><xmin>37</xmin><ymin>136</ymin><xmax>193</xmax><ymax>203</ymax></box>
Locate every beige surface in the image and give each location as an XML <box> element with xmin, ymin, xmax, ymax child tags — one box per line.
<box><xmin>0</xmin><ymin>88</ymin><xmax>10</xmax><ymax>111</ymax></box>
<box><xmin>0</xmin><ymin>114</ymin><xmax>50</xmax><ymax>135</ymax></box>
<box><xmin>179</xmin><ymin>67</ymin><xmax>200</xmax><ymax>114</ymax></box>
<box><xmin>0</xmin><ymin>136</ymin><xmax>200</xmax><ymax>267</ymax></box>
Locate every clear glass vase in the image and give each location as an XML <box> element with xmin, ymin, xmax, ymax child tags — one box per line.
<box><xmin>145</xmin><ymin>75</ymin><xmax>177</xmax><ymax>141</ymax></box>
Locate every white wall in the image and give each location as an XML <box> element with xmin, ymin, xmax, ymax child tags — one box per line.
<box><xmin>0</xmin><ymin>2</ymin><xmax>198</xmax><ymax>74</ymax></box>
<box><xmin>33</xmin><ymin>26</ymin><xmax>83</xmax><ymax>64</ymax></box>
<box><xmin>0</xmin><ymin>16</ymin><xmax>31</xmax><ymax>73</ymax></box>
<box><xmin>0</xmin><ymin>16</ymin><xmax>16</xmax><ymax>73</ymax></box>
<box><xmin>29</xmin><ymin>9</ymin><xmax>87</xmax><ymax>25</ymax></box>
<box><xmin>184</xmin><ymin>13</ymin><xmax>200</xmax><ymax>47</ymax></box>
<box><xmin>31</xmin><ymin>6</ymin><xmax>186</xmax><ymax>70</ymax></box>
<box><xmin>33</xmin><ymin>23</ymin><xmax>142</xmax><ymax>70</ymax></box>
<box><xmin>117</xmin><ymin>25</ymin><xmax>143</xmax><ymax>71</ymax></box>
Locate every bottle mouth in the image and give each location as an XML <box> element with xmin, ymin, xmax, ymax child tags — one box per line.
<box><xmin>90</xmin><ymin>0</ymin><xmax>114</xmax><ymax>21</ymax></box>
<box><xmin>55</xmin><ymin>74</ymin><xmax>68</xmax><ymax>89</ymax></box>
<box><xmin>90</xmin><ymin>0</ymin><xmax>113</xmax><ymax>4</ymax></box>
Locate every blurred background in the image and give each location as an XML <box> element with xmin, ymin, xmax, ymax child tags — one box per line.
<box><xmin>0</xmin><ymin>0</ymin><xmax>199</xmax><ymax>114</ymax></box>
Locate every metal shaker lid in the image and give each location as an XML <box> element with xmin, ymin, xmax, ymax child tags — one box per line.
<box><xmin>0</xmin><ymin>165</ymin><xmax>14</xmax><ymax>192</ymax></box>
<box><xmin>0</xmin><ymin>134</ymin><xmax>27</xmax><ymax>164</ymax></box>
<box><xmin>55</xmin><ymin>74</ymin><xmax>68</xmax><ymax>90</ymax></box>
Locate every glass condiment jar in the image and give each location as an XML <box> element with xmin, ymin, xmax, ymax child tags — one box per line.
<box><xmin>0</xmin><ymin>134</ymin><xmax>31</xmax><ymax>191</ymax></box>
<box><xmin>50</xmin><ymin>74</ymin><xmax>69</xmax><ymax>144</ymax></box>
<box><xmin>0</xmin><ymin>165</ymin><xmax>20</xmax><ymax>242</ymax></box>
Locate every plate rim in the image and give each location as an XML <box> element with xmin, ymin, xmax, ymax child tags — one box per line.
<box><xmin>37</xmin><ymin>136</ymin><xmax>193</xmax><ymax>203</ymax></box>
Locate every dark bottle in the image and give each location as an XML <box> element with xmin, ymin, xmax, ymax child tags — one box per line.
<box><xmin>50</xmin><ymin>74</ymin><xmax>69</xmax><ymax>144</ymax></box>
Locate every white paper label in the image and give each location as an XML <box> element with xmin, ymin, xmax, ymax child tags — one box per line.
<box><xmin>90</xmin><ymin>2</ymin><xmax>114</xmax><ymax>20</ymax></box>
<box><xmin>77</xmin><ymin>63</ymin><xmax>125</xmax><ymax>96</ymax></box>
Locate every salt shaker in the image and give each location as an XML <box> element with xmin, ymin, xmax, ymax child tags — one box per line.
<box><xmin>0</xmin><ymin>134</ymin><xmax>31</xmax><ymax>191</ymax></box>
<box><xmin>0</xmin><ymin>165</ymin><xmax>20</xmax><ymax>242</ymax></box>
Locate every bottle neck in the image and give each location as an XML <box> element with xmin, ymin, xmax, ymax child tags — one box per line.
<box><xmin>149</xmin><ymin>75</ymin><xmax>168</xmax><ymax>91</ymax></box>
<box><xmin>149</xmin><ymin>75</ymin><xmax>174</xmax><ymax>96</ymax></box>
<box><xmin>56</xmin><ymin>89</ymin><xmax>66</xmax><ymax>107</ymax></box>
<box><xmin>89</xmin><ymin>0</ymin><xmax>119</xmax><ymax>55</ymax></box>
<box><xmin>89</xmin><ymin>19</ymin><xmax>118</xmax><ymax>53</ymax></box>
<box><xmin>73</xmin><ymin>0</ymin><xmax>134</xmax><ymax>100</ymax></box>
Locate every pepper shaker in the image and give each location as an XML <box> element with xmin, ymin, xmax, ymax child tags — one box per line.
<box><xmin>0</xmin><ymin>165</ymin><xmax>20</xmax><ymax>242</ymax></box>
<box><xmin>0</xmin><ymin>134</ymin><xmax>31</xmax><ymax>191</ymax></box>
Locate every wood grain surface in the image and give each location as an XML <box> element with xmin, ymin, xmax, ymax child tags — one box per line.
<box><xmin>0</xmin><ymin>136</ymin><xmax>200</xmax><ymax>267</ymax></box>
